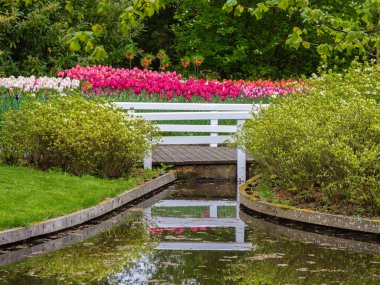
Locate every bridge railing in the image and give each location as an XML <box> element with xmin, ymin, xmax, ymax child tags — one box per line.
<box><xmin>115</xmin><ymin>102</ymin><xmax>267</xmax><ymax>183</ymax></box>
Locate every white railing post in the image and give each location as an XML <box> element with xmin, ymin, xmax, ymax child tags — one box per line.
<box><xmin>143</xmin><ymin>146</ymin><xmax>152</xmax><ymax>169</ymax></box>
<box><xmin>237</xmin><ymin>120</ymin><xmax>246</xmax><ymax>184</ymax></box>
<box><xmin>209</xmin><ymin>205</ymin><xmax>218</xmax><ymax>218</ymax></box>
<box><xmin>210</xmin><ymin>116</ymin><xmax>218</xmax><ymax>147</ymax></box>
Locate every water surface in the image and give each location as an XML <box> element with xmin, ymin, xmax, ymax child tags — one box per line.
<box><xmin>0</xmin><ymin>181</ymin><xmax>379</xmax><ymax>284</ymax></box>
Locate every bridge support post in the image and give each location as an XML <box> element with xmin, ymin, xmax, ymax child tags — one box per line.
<box><xmin>210</xmin><ymin>117</ymin><xmax>218</xmax><ymax>147</ymax></box>
<box><xmin>237</xmin><ymin>148</ymin><xmax>246</xmax><ymax>184</ymax></box>
<box><xmin>237</xmin><ymin>120</ymin><xmax>246</xmax><ymax>184</ymax></box>
<box><xmin>144</xmin><ymin>146</ymin><xmax>153</xmax><ymax>169</ymax></box>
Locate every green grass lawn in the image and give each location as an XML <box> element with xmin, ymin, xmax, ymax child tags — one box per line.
<box><xmin>0</xmin><ymin>166</ymin><xmax>161</xmax><ymax>231</ymax></box>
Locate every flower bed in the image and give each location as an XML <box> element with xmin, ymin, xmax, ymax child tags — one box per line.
<box><xmin>59</xmin><ymin>65</ymin><xmax>306</xmax><ymax>101</ymax></box>
<box><xmin>0</xmin><ymin>76</ymin><xmax>80</xmax><ymax>93</ymax></box>
<box><xmin>0</xmin><ymin>66</ymin><xmax>307</xmax><ymax>111</ymax></box>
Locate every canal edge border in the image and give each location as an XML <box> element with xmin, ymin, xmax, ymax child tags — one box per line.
<box><xmin>0</xmin><ymin>172</ymin><xmax>177</xmax><ymax>246</ymax></box>
<box><xmin>240</xmin><ymin>180</ymin><xmax>380</xmax><ymax>234</ymax></box>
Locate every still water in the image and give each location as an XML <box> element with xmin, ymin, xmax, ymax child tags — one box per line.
<box><xmin>0</xmin><ymin>181</ymin><xmax>379</xmax><ymax>284</ymax></box>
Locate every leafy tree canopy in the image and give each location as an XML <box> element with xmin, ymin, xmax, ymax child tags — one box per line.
<box><xmin>223</xmin><ymin>0</ymin><xmax>380</xmax><ymax>63</ymax></box>
<box><xmin>0</xmin><ymin>0</ymin><xmax>164</xmax><ymax>75</ymax></box>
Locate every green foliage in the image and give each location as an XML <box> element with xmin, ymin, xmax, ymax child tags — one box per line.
<box><xmin>0</xmin><ymin>95</ymin><xmax>159</xmax><ymax>178</ymax></box>
<box><xmin>0</xmin><ymin>0</ymin><xmax>164</xmax><ymax>76</ymax></box>
<box><xmin>224</xmin><ymin>0</ymin><xmax>380</xmax><ymax>63</ymax></box>
<box><xmin>236</xmin><ymin>77</ymin><xmax>380</xmax><ymax>216</ymax></box>
<box><xmin>1</xmin><ymin>0</ymin><xmax>377</xmax><ymax>78</ymax></box>
<box><xmin>163</xmin><ymin>0</ymin><xmax>321</xmax><ymax>79</ymax></box>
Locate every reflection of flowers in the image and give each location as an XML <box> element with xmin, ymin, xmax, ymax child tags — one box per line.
<box><xmin>176</xmin><ymin>228</ymin><xmax>185</xmax><ymax>233</ymax></box>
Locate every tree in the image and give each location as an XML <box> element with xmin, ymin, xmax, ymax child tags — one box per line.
<box><xmin>223</xmin><ymin>0</ymin><xmax>380</xmax><ymax>63</ymax></box>
<box><xmin>0</xmin><ymin>0</ymin><xmax>164</xmax><ymax>75</ymax></box>
<box><xmin>65</xmin><ymin>0</ymin><xmax>164</xmax><ymax>60</ymax></box>
<box><xmin>139</xmin><ymin>0</ymin><xmax>321</xmax><ymax>79</ymax></box>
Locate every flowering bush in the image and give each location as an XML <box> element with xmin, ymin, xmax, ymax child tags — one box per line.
<box><xmin>0</xmin><ymin>95</ymin><xmax>159</xmax><ymax>178</ymax></box>
<box><xmin>308</xmin><ymin>61</ymin><xmax>380</xmax><ymax>103</ymax></box>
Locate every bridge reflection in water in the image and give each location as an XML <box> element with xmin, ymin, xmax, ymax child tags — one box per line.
<box><xmin>144</xmin><ymin>194</ymin><xmax>254</xmax><ymax>251</ymax></box>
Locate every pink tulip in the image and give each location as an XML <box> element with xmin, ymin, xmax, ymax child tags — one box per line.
<box><xmin>60</xmin><ymin>65</ymin><xmax>307</xmax><ymax>101</ymax></box>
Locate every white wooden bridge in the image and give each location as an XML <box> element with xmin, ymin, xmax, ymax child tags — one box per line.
<box><xmin>116</xmin><ymin>102</ymin><xmax>268</xmax><ymax>183</ymax></box>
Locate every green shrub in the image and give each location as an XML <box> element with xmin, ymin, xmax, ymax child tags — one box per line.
<box><xmin>0</xmin><ymin>95</ymin><xmax>159</xmax><ymax>178</ymax></box>
<box><xmin>309</xmin><ymin>61</ymin><xmax>380</xmax><ymax>103</ymax></box>
<box><xmin>237</xmin><ymin>92</ymin><xmax>380</xmax><ymax>216</ymax></box>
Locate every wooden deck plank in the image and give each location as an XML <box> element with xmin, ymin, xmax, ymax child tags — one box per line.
<box><xmin>183</xmin><ymin>146</ymin><xmax>216</xmax><ymax>162</ymax></box>
<box><xmin>208</xmin><ymin>147</ymin><xmax>234</xmax><ymax>159</ymax></box>
<box><xmin>154</xmin><ymin>146</ymin><xmax>185</xmax><ymax>163</ymax></box>
<box><xmin>152</xmin><ymin>145</ymin><xmax>252</xmax><ymax>165</ymax></box>
<box><xmin>206</xmin><ymin>147</ymin><xmax>235</xmax><ymax>161</ymax></box>
<box><xmin>152</xmin><ymin>147</ymin><xmax>169</xmax><ymax>163</ymax></box>
<box><xmin>193</xmin><ymin>146</ymin><xmax>226</xmax><ymax>161</ymax></box>
<box><xmin>169</xmin><ymin>146</ymin><xmax>192</xmax><ymax>162</ymax></box>
<box><xmin>217</xmin><ymin>147</ymin><xmax>237</xmax><ymax>158</ymax></box>
<box><xmin>152</xmin><ymin>150</ymin><xmax>166</xmax><ymax>163</ymax></box>
<box><xmin>176</xmin><ymin>146</ymin><xmax>217</xmax><ymax>163</ymax></box>
<box><xmin>173</xmin><ymin>146</ymin><xmax>214</xmax><ymax>164</ymax></box>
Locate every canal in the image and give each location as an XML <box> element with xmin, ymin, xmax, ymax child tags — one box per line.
<box><xmin>0</xmin><ymin>180</ymin><xmax>379</xmax><ymax>284</ymax></box>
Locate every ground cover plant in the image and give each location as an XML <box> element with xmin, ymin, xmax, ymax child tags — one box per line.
<box><xmin>237</xmin><ymin>65</ymin><xmax>380</xmax><ymax>218</ymax></box>
<box><xmin>0</xmin><ymin>166</ymin><xmax>162</xmax><ymax>230</ymax></box>
<box><xmin>0</xmin><ymin>95</ymin><xmax>159</xmax><ymax>178</ymax></box>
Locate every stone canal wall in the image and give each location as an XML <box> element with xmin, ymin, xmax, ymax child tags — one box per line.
<box><xmin>240</xmin><ymin>181</ymin><xmax>380</xmax><ymax>234</ymax></box>
<box><xmin>0</xmin><ymin>172</ymin><xmax>176</xmax><ymax>246</ymax></box>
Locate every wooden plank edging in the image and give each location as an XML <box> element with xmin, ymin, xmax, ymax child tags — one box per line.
<box><xmin>0</xmin><ymin>173</ymin><xmax>176</xmax><ymax>246</ymax></box>
<box><xmin>240</xmin><ymin>184</ymin><xmax>380</xmax><ymax>234</ymax></box>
